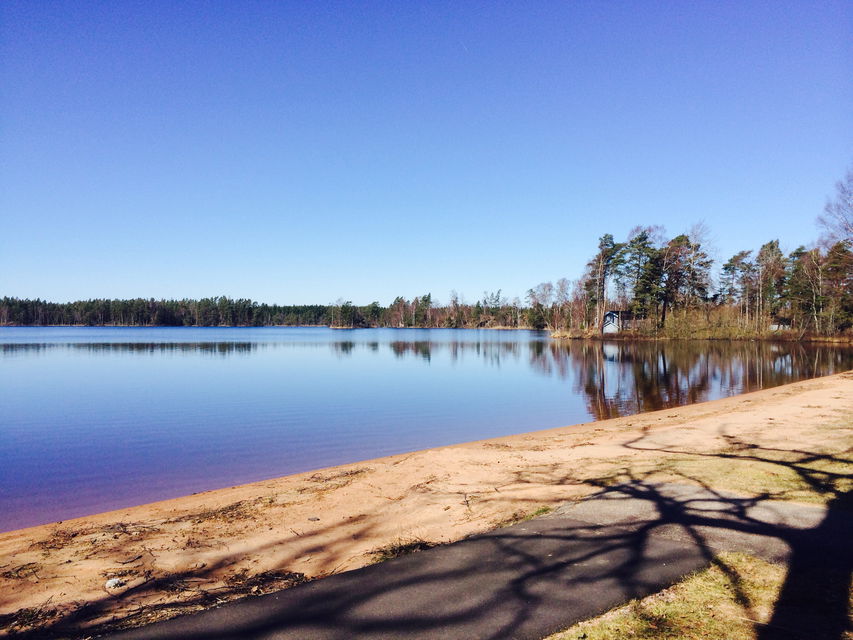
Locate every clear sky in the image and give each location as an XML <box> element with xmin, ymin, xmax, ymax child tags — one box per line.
<box><xmin>1</xmin><ymin>1</ymin><xmax>850</xmax><ymax>306</ymax></box>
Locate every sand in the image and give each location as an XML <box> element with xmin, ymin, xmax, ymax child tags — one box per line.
<box><xmin>1</xmin><ymin>371</ymin><xmax>851</xmax><ymax>636</ymax></box>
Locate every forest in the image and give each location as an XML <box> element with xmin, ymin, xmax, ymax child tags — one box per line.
<box><xmin>3</xmin><ymin>172</ymin><xmax>851</xmax><ymax>337</ymax></box>
<box><xmin>3</xmin><ymin>232</ymin><xmax>849</xmax><ymax>337</ymax></box>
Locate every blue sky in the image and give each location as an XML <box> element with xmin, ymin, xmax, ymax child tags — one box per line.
<box><xmin>1</xmin><ymin>1</ymin><xmax>850</xmax><ymax>305</ymax></box>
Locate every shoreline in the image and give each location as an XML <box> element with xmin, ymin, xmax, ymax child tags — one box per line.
<box><xmin>1</xmin><ymin>372</ymin><xmax>851</xmax><ymax>636</ymax></box>
<box><xmin>3</xmin><ymin>324</ymin><xmax>851</xmax><ymax>344</ymax></box>
<box><xmin>551</xmin><ymin>330</ymin><xmax>853</xmax><ymax>344</ymax></box>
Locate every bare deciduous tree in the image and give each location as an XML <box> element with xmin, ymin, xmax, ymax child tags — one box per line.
<box><xmin>817</xmin><ymin>166</ymin><xmax>853</xmax><ymax>245</ymax></box>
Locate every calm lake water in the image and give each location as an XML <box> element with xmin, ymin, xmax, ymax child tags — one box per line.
<box><xmin>2</xmin><ymin>327</ymin><xmax>852</xmax><ymax>532</ymax></box>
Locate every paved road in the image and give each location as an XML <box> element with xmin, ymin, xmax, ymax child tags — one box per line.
<box><xmin>104</xmin><ymin>483</ymin><xmax>851</xmax><ymax>640</ymax></box>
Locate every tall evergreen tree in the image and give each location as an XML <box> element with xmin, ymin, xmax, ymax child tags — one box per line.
<box><xmin>584</xmin><ymin>234</ymin><xmax>624</xmax><ymax>332</ymax></box>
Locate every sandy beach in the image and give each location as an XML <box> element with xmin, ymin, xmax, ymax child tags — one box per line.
<box><xmin>1</xmin><ymin>371</ymin><xmax>851</xmax><ymax>637</ymax></box>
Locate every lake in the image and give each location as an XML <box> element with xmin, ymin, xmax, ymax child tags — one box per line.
<box><xmin>2</xmin><ymin>327</ymin><xmax>851</xmax><ymax>532</ymax></box>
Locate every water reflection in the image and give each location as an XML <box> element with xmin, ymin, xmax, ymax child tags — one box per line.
<box><xmin>389</xmin><ymin>341</ymin><xmax>432</xmax><ymax>361</ymax></box>
<box><xmin>5</xmin><ymin>338</ymin><xmax>851</xmax><ymax>417</ymax></box>
<box><xmin>2</xmin><ymin>342</ymin><xmax>259</xmax><ymax>356</ymax></box>
<box><xmin>529</xmin><ymin>340</ymin><xmax>853</xmax><ymax>419</ymax></box>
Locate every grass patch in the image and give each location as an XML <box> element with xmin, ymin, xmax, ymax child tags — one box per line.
<box><xmin>657</xmin><ymin>453</ymin><xmax>853</xmax><ymax>505</ymax></box>
<box><xmin>167</xmin><ymin>500</ymin><xmax>256</xmax><ymax>524</ymax></box>
<box><xmin>546</xmin><ymin>552</ymin><xmax>785</xmax><ymax>640</ymax></box>
<box><xmin>649</xmin><ymin>452</ymin><xmax>853</xmax><ymax>504</ymax></box>
<box><xmin>496</xmin><ymin>505</ymin><xmax>554</xmax><ymax>528</ymax></box>
<box><xmin>369</xmin><ymin>538</ymin><xmax>436</xmax><ymax>564</ymax></box>
<box><xmin>298</xmin><ymin>467</ymin><xmax>373</xmax><ymax>495</ymax></box>
<box><xmin>584</xmin><ymin>444</ymin><xmax>852</xmax><ymax>506</ymax></box>
<box><xmin>306</xmin><ymin>467</ymin><xmax>372</xmax><ymax>483</ymax></box>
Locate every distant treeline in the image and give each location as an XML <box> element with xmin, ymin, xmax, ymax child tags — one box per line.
<box><xmin>0</xmin><ymin>294</ymin><xmax>529</xmax><ymax>330</ymax></box>
<box><xmin>0</xmin><ymin>297</ymin><xmax>330</xmax><ymax>328</ymax></box>
<box><xmin>1</xmin><ymin>236</ymin><xmax>851</xmax><ymax>336</ymax></box>
<box><xmin>3</xmin><ymin>181</ymin><xmax>852</xmax><ymax>337</ymax></box>
<box><xmin>2</xmin><ymin>223</ymin><xmax>850</xmax><ymax>338</ymax></box>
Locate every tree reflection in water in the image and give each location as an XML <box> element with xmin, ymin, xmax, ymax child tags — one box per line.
<box><xmin>325</xmin><ymin>337</ymin><xmax>851</xmax><ymax>419</ymax></box>
<box><xmin>528</xmin><ymin>340</ymin><xmax>853</xmax><ymax>420</ymax></box>
<box><xmin>4</xmin><ymin>337</ymin><xmax>850</xmax><ymax>422</ymax></box>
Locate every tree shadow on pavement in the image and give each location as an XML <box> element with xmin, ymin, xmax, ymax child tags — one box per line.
<box><xmin>610</xmin><ymin>428</ymin><xmax>853</xmax><ymax>640</ymax></box>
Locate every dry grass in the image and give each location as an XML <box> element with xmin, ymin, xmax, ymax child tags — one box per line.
<box><xmin>369</xmin><ymin>538</ymin><xmax>437</xmax><ymax>564</ymax></box>
<box><xmin>495</xmin><ymin>505</ymin><xmax>553</xmax><ymax>528</ymax></box>
<box><xmin>306</xmin><ymin>467</ymin><xmax>372</xmax><ymax>483</ymax></box>
<box><xmin>29</xmin><ymin>528</ymin><xmax>87</xmax><ymax>552</ymax></box>
<box><xmin>167</xmin><ymin>500</ymin><xmax>256</xmax><ymax>524</ymax></box>
<box><xmin>0</xmin><ymin>603</ymin><xmax>60</xmax><ymax>636</ymax></box>
<box><xmin>583</xmin><ymin>419</ymin><xmax>853</xmax><ymax>507</ymax></box>
<box><xmin>223</xmin><ymin>569</ymin><xmax>307</xmax><ymax>595</ymax></box>
<box><xmin>1</xmin><ymin>563</ymin><xmax>42</xmax><ymax>580</ymax></box>
<box><xmin>547</xmin><ymin>553</ymin><xmax>788</xmax><ymax>640</ymax></box>
<box><xmin>652</xmin><ymin>454</ymin><xmax>852</xmax><ymax>505</ymax></box>
<box><xmin>298</xmin><ymin>467</ymin><xmax>373</xmax><ymax>495</ymax></box>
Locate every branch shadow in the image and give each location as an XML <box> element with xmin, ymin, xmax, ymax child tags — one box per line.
<box><xmin>613</xmin><ymin>428</ymin><xmax>853</xmax><ymax>640</ymax></box>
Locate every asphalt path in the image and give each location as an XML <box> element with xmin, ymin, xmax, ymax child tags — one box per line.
<box><xmin>104</xmin><ymin>483</ymin><xmax>852</xmax><ymax>640</ymax></box>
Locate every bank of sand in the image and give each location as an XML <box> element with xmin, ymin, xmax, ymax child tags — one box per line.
<box><xmin>1</xmin><ymin>372</ymin><xmax>851</xmax><ymax>636</ymax></box>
